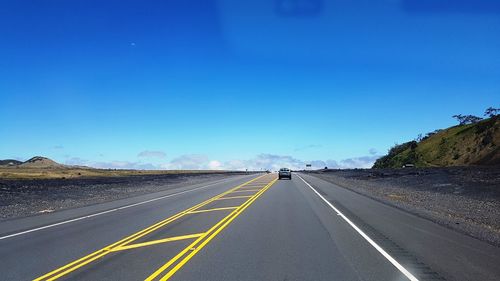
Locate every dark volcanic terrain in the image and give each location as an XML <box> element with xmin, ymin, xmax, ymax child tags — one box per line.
<box><xmin>307</xmin><ymin>166</ymin><xmax>500</xmax><ymax>246</ymax></box>
<box><xmin>0</xmin><ymin>172</ymin><xmax>247</xmax><ymax>220</ymax></box>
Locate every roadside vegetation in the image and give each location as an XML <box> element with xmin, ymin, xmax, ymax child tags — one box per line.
<box><xmin>0</xmin><ymin>167</ymin><xmax>231</xmax><ymax>180</ymax></box>
<box><xmin>373</xmin><ymin>107</ymin><xmax>499</xmax><ymax>168</ymax></box>
<box><xmin>0</xmin><ymin>157</ymin><xmax>232</xmax><ymax>179</ymax></box>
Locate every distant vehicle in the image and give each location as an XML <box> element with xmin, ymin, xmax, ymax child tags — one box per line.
<box><xmin>278</xmin><ymin>168</ymin><xmax>292</xmax><ymax>180</ymax></box>
<box><xmin>402</xmin><ymin>164</ymin><xmax>415</xmax><ymax>168</ymax></box>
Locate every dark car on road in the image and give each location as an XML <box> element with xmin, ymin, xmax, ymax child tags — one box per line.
<box><xmin>278</xmin><ymin>168</ymin><xmax>292</xmax><ymax>180</ymax></box>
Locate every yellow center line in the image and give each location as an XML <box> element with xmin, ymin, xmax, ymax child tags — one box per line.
<box><xmin>111</xmin><ymin>233</ymin><xmax>204</xmax><ymax>252</ymax></box>
<box><xmin>215</xmin><ymin>195</ymin><xmax>253</xmax><ymax>200</ymax></box>
<box><xmin>33</xmin><ymin>174</ymin><xmax>270</xmax><ymax>281</ymax></box>
<box><xmin>187</xmin><ymin>206</ymin><xmax>239</xmax><ymax>214</ymax></box>
<box><xmin>145</xmin><ymin>178</ymin><xmax>278</xmax><ymax>281</ymax></box>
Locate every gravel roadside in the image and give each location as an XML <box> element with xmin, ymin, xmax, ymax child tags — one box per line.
<box><xmin>0</xmin><ymin>172</ymin><xmax>249</xmax><ymax>221</ymax></box>
<box><xmin>305</xmin><ymin>166</ymin><xmax>500</xmax><ymax>247</ymax></box>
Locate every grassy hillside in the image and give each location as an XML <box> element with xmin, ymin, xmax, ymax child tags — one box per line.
<box><xmin>18</xmin><ymin>156</ymin><xmax>66</xmax><ymax>168</ymax></box>
<box><xmin>373</xmin><ymin>115</ymin><xmax>499</xmax><ymax>168</ymax></box>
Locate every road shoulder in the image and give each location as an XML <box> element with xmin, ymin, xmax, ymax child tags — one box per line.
<box><xmin>299</xmin><ymin>173</ymin><xmax>500</xmax><ymax>281</ymax></box>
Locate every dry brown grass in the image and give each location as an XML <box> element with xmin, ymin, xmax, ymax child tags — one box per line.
<box><xmin>0</xmin><ymin>167</ymin><xmax>227</xmax><ymax>179</ymax></box>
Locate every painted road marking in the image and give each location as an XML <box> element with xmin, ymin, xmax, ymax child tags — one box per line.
<box><xmin>145</xmin><ymin>178</ymin><xmax>278</xmax><ymax>281</ymax></box>
<box><xmin>187</xmin><ymin>206</ymin><xmax>239</xmax><ymax>214</ymax></box>
<box><xmin>34</xmin><ymin>175</ymin><xmax>266</xmax><ymax>281</ymax></box>
<box><xmin>296</xmin><ymin>174</ymin><xmax>419</xmax><ymax>281</ymax></box>
<box><xmin>215</xmin><ymin>195</ymin><xmax>253</xmax><ymax>200</ymax></box>
<box><xmin>229</xmin><ymin>189</ymin><xmax>261</xmax><ymax>193</ymax></box>
<box><xmin>0</xmin><ymin>176</ymin><xmax>254</xmax><ymax>241</ymax></box>
<box><xmin>34</xmin><ymin>174</ymin><xmax>276</xmax><ymax>281</ymax></box>
<box><xmin>111</xmin><ymin>233</ymin><xmax>205</xmax><ymax>252</ymax></box>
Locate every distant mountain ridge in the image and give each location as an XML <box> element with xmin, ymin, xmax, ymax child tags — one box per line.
<box><xmin>0</xmin><ymin>159</ymin><xmax>23</xmax><ymax>166</ymax></box>
<box><xmin>19</xmin><ymin>156</ymin><xmax>66</xmax><ymax>168</ymax></box>
<box><xmin>0</xmin><ymin>156</ymin><xmax>68</xmax><ymax>168</ymax></box>
<box><xmin>373</xmin><ymin>115</ymin><xmax>499</xmax><ymax>168</ymax></box>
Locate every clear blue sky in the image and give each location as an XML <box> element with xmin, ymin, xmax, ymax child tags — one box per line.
<box><xmin>1</xmin><ymin>0</ymin><xmax>499</xmax><ymax>170</ymax></box>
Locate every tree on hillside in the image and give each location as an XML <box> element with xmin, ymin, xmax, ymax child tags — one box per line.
<box><xmin>465</xmin><ymin>115</ymin><xmax>483</xmax><ymax>124</ymax></box>
<box><xmin>452</xmin><ymin>114</ymin><xmax>483</xmax><ymax>125</ymax></box>
<box><xmin>421</xmin><ymin>129</ymin><xmax>443</xmax><ymax>141</ymax></box>
<box><xmin>484</xmin><ymin>107</ymin><xmax>499</xmax><ymax>118</ymax></box>
<box><xmin>452</xmin><ymin>114</ymin><xmax>465</xmax><ymax>125</ymax></box>
<box><xmin>415</xmin><ymin>133</ymin><xmax>423</xmax><ymax>142</ymax></box>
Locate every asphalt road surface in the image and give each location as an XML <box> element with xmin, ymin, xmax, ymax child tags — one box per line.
<box><xmin>1</xmin><ymin>173</ymin><xmax>499</xmax><ymax>281</ymax></box>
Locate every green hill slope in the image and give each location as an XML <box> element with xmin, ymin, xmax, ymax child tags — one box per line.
<box><xmin>373</xmin><ymin>116</ymin><xmax>499</xmax><ymax>168</ymax></box>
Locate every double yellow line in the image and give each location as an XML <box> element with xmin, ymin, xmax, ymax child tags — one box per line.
<box><xmin>146</xmin><ymin>177</ymin><xmax>277</xmax><ymax>281</ymax></box>
<box><xmin>34</xmin><ymin>174</ymin><xmax>276</xmax><ymax>281</ymax></box>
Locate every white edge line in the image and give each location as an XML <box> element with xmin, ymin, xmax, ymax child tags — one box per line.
<box><xmin>296</xmin><ymin>174</ymin><xmax>419</xmax><ymax>281</ymax></box>
<box><xmin>0</xmin><ymin>175</ymin><xmax>251</xmax><ymax>241</ymax></box>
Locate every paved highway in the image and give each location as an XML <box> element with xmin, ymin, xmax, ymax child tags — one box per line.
<box><xmin>0</xmin><ymin>173</ymin><xmax>499</xmax><ymax>281</ymax></box>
